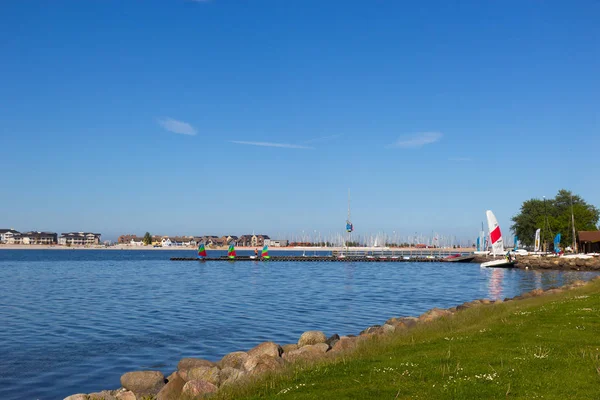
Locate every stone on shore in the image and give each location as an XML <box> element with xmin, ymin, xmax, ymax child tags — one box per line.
<box><xmin>120</xmin><ymin>371</ymin><xmax>165</xmax><ymax>396</ymax></box>
<box><xmin>182</xmin><ymin>379</ymin><xmax>218</xmax><ymax>398</ymax></box>
<box><xmin>283</xmin><ymin>343</ymin><xmax>329</xmax><ymax>363</ymax></box>
<box><xmin>179</xmin><ymin>366</ymin><xmax>221</xmax><ymax>386</ymax></box>
<box><xmin>381</xmin><ymin>324</ymin><xmax>395</xmax><ymax>334</ymax></box>
<box><xmin>220</xmin><ymin>367</ymin><xmax>246</xmax><ymax>387</ymax></box>
<box><xmin>419</xmin><ymin>308</ymin><xmax>452</xmax><ymax>322</ymax></box>
<box><xmin>157</xmin><ymin>371</ymin><xmax>186</xmax><ymax>400</ymax></box>
<box><xmin>219</xmin><ymin>351</ymin><xmax>249</xmax><ymax>370</ymax></box>
<box><xmin>282</xmin><ymin>344</ymin><xmax>299</xmax><ymax>353</ymax></box>
<box><xmin>331</xmin><ymin>337</ymin><xmax>358</xmax><ymax>353</ymax></box>
<box><xmin>298</xmin><ymin>330</ymin><xmax>327</xmax><ymax>347</ymax></box>
<box><xmin>88</xmin><ymin>391</ymin><xmax>117</xmax><ymax>400</ymax></box>
<box><xmin>360</xmin><ymin>325</ymin><xmax>382</xmax><ymax>335</ymax></box>
<box><xmin>244</xmin><ymin>354</ymin><xmax>284</xmax><ymax>374</ymax></box>
<box><xmin>247</xmin><ymin>341</ymin><xmax>283</xmax><ymax>358</ymax></box>
<box><xmin>64</xmin><ymin>395</ymin><xmax>88</xmax><ymax>400</ymax></box>
<box><xmin>325</xmin><ymin>334</ymin><xmax>340</xmax><ymax>348</ymax></box>
<box><xmin>115</xmin><ymin>391</ymin><xmax>136</xmax><ymax>400</ymax></box>
<box><xmin>178</xmin><ymin>357</ymin><xmax>215</xmax><ymax>371</ymax></box>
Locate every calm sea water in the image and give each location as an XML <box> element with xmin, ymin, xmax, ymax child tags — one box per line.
<box><xmin>0</xmin><ymin>250</ymin><xmax>597</xmax><ymax>400</ymax></box>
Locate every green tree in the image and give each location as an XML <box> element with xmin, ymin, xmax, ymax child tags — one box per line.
<box><xmin>142</xmin><ymin>232</ymin><xmax>152</xmax><ymax>246</ymax></box>
<box><xmin>511</xmin><ymin>190</ymin><xmax>599</xmax><ymax>248</ymax></box>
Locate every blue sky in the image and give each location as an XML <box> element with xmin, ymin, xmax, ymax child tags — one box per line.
<box><xmin>1</xmin><ymin>0</ymin><xmax>598</xmax><ymax>242</ymax></box>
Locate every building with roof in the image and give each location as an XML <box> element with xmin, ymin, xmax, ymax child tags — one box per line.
<box><xmin>578</xmin><ymin>231</ymin><xmax>600</xmax><ymax>254</ymax></box>
<box><xmin>0</xmin><ymin>229</ymin><xmax>20</xmax><ymax>243</ymax></box>
<box><xmin>59</xmin><ymin>232</ymin><xmax>102</xmax><ymax>246</ymax></box>
<box><xmin>238</xmin><ymin>234</ymin><xmax>270</xmax><ymax>247</ymax></box>
<box><xmin>264</xmin><ymin>239</ymin><xmax>288</xmax><ymax>247</ymax></box>
<box><xmin>21</xmin><ymin>231</ymin><xmax>58</xmax><ymax>245</ymax></box>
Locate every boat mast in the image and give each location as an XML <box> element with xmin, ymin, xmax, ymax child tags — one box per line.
<box><xmin>571</xmin><ymin>194</ymin><xmax>577</xmax><ymax>253</ymax></box>
<box><xmin>347</xmin><ymin>189</ymin><xmax>351</xmax><ymax>254</ymax></box>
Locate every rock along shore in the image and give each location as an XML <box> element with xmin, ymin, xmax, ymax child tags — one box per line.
<box><xmin>472</xmin><ymin>254</ymin><xmax>600</xmax><ymax>271</ymax></box>
<box><xmin>64</xmin><ymin>276</ymin><xmax>600</xmax><ymax>400</ymax></box>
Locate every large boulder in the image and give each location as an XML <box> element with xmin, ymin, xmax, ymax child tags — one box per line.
<box><xmin>359</xmin><ymin>325</ymin><xmax>382</xmax><ymax>335</ymax></box>
<box><xmin>419</xmin><ymin>308</ymin><xmax>452</xmax><ymax>322</ymax></box>
<box><xmin>157</xmin><ymin>371</ymin><xmax>186</xmax><ymax>400</ymax></box>
<box><xmin>219</xmin><ymin>351</ymin><xmax>248</xmax><ymax>370</ymax></box>
<box><xmin>282</xmin><ymin>344</ymin><xmax>299</xmax><ymax>353</ymax></box>
<box><xmin>244</xmin><ymin>354</ymin><xmax>284</xmax><ymax>374</ymax></box>
<box><xmin>120</xmin><ymin>371</ymin><xmax>165</xmax><ymax>396</ymax></box>
<box><xmin>115</xmin><ymin>391</ymin><xmax>136</xmax><ymax>400</ymax></box>
<box><xmin>247</xmin><ymin>341</ymin><xmax>283</xmax><ymax>358</ymax></box>
<box><xmin>381</xmin><ymin>324</ymin><xmax>395</xmax><ymax>334</ymax></box>
<box><xmin>88</xmin><ymin>391</ymin><xmax>116</xmax><ymax>400</ymax></box>
<box><xmin>220</xmin><ymin>367</ymin><xmax>246</xmax><ymax>387</ymax></box>
<box><xmin>178</xmin><ymin>358</ymin><xmax>215</xmax><ymax>371</ymax></box>
<box><xmin>325</xmin><ymin>334</ymin><xmax>340</xmax><ymax>348</ymax></box>
<box><xmin>179</xmin><ymin>366</ymin><xmax>221</xmax><ymax>386</ymax></box>
<box><xmin>282</xmin><ymin>343</ymin><xmax>329</xmax><ymax>363</ymax></box>
<box><xmin>182</xmin><ymin>380</ymin><xmax>218</xmax><ymax>398</ymax></box>
<box><xmin>298</xmin><ymin>331</ymin><xmax>327</xmax><ymax>347</ymax></box>
<box><xmin>330</xmin><ymin>337</ymin><xmax>358</xmax><ymax>353</ymax></box>
<box><xmin>64</xmin><ymin>395</ymin><xmax>87</xmax><ymax>400</ymax></box>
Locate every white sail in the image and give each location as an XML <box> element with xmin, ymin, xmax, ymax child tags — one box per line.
<box><xmin>534</xmin><ymin>228</ymin><xmax>541</xmax><ymax>252</ymax></box>
<box><xmin>486</xmin><ymin>210</ymin><xmax>504</xmax><ymax>256</ymax></box>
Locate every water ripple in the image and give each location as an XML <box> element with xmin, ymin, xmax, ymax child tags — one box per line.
<box><xmin>0</xmin><ymin>250</ymin><xmax>597</xmax><ymax>399</ymax></box>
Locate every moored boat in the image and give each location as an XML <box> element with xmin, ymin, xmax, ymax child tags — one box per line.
<box><xmin>481</xmin><ymin>210</ymin><xmax>516</xmax><ymax>268</ymax></box>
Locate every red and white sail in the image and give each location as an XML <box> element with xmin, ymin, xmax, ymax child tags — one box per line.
<box><xmin>486</xmin><ymin>210</ymin><xmax>504</xmax><ymax>256</ymax></box>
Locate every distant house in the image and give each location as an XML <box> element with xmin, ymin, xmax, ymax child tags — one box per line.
<box><xmin>130</xmin><ymin>238</ymin><xmax>144</xmax><ymax>246</ymax></box>
<box><xmin>238</xmin><ymin>234</ymin><xmax>270</xmax><ymax>247</ymax></box>
<box><xmin>118</xmin><ymin>234</ymin><xmax>139</xmax><ymax>244</ymax></box>
<box><xmin>264</xmin><ymin>239</ymin><xmax>288</xmax><ymax>247</ymax></box>
<box><xmin>59</xmin><ymin>232</ymin><xmax>101</xmax><ymax>246</ymax></box>
<box><xmin>21</xmin><ymin>231</ymin><xmax>58</xmax><ymax>245</ymax></box>
<box><xmin>0</xmin><ymin>229</ymin><xmax>20</xmax><ymax>243</ymax></box>
<box><xmin>161</xmin><ymin>237</ymin><xmax>172</xmax><ymax>247</ymax></box>
<box><xmin>579</xmin><ymin>231</ymin><xmax>600</xmax><ymax>254</ymax></box>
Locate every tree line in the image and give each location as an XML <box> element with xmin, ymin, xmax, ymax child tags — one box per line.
<box><xmin>511</xmin><ymin>189</ymin><xmax>599</xmax><ymax>248</ymax></box>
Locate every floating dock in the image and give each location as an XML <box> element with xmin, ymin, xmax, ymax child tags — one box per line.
<box><xmin>170</xmin><ymin>255</ymin><xmax>476</xmax><ymax>263</ymax></box>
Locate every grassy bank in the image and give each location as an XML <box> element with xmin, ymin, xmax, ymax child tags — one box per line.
<box><xmin>215</xmin><ymin>280</ymin><xmax>600</xmax><ymax>400</ymax></box>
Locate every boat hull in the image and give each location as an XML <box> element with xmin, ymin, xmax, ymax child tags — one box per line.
<box><xmin>480</xmin><ymin>259</ymin><xmax>516</xmax><ymax>268</ymax></box>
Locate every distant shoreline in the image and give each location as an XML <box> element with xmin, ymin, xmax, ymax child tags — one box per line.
<box><xmin>0</xmin><ymin>244</ymin><xmax>475</xmax><ymax>252</ymax></box>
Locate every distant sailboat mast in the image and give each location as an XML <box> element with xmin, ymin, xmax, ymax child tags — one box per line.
<box><xmin>345</xmin><ymin>189</ymin><xmax>354</xmax><ymax>254</ymax></box>
<box><xmin>571</xmin><ymin>194</ymin><xmax>577</xmax><ymax>253</ymax></box>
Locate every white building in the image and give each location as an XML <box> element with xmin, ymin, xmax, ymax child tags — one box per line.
<box><xmin>0</xmin><ymin>229</ymin><xmax>19</xmax><ymax>243</ymax></box>
<box><xmin>59</xmin><ymin>232</ymin><xmax>102</xmax><ymax>246</ymax></box>
<box><xmin>264</xmin><ymin>239</ymin><xmax>288</xmax><ymax>247</ymax></box>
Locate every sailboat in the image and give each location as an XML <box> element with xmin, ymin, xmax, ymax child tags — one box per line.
<box><xmin>227</xmin><ymin>243</ymin><xmax>236</xmax><ymax>260</ymax></box>
<box><xmin>480</xmin><ymin>210</ymin><xmax>516</xmax><ymax>268</ymax></box>
<box><xmin>261</xmin><ymin>244</ymin><xmax>270</xmax><ymax>260</ymax></box>
<box><xmin>197</xmin><ymin>242</ymin><xmax>207</xmax><ymax>260</ymax></box>
<box><xmin>534</xmin><ymin>228</ymin><xmax>541</xmax><ymax>253</ymax></box>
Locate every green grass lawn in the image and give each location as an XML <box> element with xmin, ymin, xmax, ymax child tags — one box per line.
<box><xmin>215</xmin><ymin>279</ymin><xmax>600</xmax><ymax>400</ymax></box>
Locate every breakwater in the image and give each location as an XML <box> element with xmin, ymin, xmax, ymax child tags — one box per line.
<box><xmin>64</xmin><ymin>276</ymin><xmax>600</xmax><ymax>400</ymax></box>
<box><xmin>170</xmin><ymin>255</ymin><xmax>475</xmax><ymax>263</ymax></box>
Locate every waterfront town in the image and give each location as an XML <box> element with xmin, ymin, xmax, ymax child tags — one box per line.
<box><xmin>0</xmin><ymin>229</ymin><xmax>291</xmax><ymax>248</ymax></box>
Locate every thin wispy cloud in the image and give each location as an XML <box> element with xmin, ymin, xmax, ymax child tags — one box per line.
<box><xmin>388</xmin><ymin>132</ymin><xmax>442</xmax><ymax>149</ymax></box>
<box><xmin>158</xmin><ymin>117</ymin><xmax>197</xmax><ymax>136</ymax></box>
<box><xmin>229</xmin><ymin>140</ymin><xmax>313</xmax><ymax>149</ymax></box>
<box><xmin>448</xmin><ymin>157</ymin><xmax>471</xmax><ymax>162</ymax></box>
<box><xmin>303</xmin><ymin>134</ymin><xmax>342</xmax><ymax>144</ymax></box>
